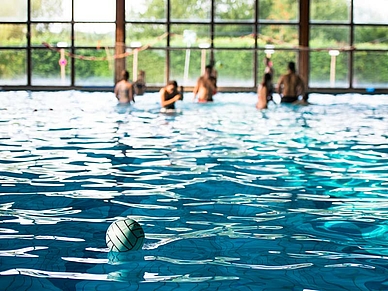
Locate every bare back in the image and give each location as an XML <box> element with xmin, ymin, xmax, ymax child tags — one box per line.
<box><xmin>278</xmin><ymin>72</ymin><xmax>305</xmax><ymax>97</ymax></box>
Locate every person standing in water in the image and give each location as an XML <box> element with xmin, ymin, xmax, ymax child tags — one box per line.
<box><xmin>256</xmin><ymin>73</ymin><xmax>273</xmax><ymax>110</ymax></box>
<box><xmin>277</xmin><ymin>61</ymin><xmax>305</xmax><ymax>103</ymax></box>
<box><xmin>160</xmin><ymin>80</ymin><xmax>183</xmax><ymax>110</ymax></box>
<box><xmin>114</xmin><ymin>70</ymin><xmax>134</xmax><ymax>104</ymax></box>
<box><xmin>193</xmin><ymin>65</ymin><xmax>217</xmax><ymax>103</ymax></box>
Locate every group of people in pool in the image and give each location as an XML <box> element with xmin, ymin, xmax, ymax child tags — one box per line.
<box><xmin>114</xmin><ymin>60</ymin><xmax>307</xmax><ymax>110</ymax></box>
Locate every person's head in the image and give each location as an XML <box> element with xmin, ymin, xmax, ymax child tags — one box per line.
<box><xmin>205</xmin><ymin>64</ymin><xmax>213</xmax><ymax>75</ymax></box>
<box><xmin>121</xmin><ymin>70</ymin><xmax>130</xmax><ymax>81</ymax></box>
<box><xmin>287</xmin><ymin>61</ymin><xmax>296</xmax><ymax>73</ymax></box>
<box><xmin>166</xmin><ymin>80</ymin><xmax>178</xmax><ymax>93</ymax></box>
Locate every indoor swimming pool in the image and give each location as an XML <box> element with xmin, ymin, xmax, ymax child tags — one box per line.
<box><xmin>0</xmin><ymin>90</ymin><xmax>388</xmax><ymax>290</ymax></box>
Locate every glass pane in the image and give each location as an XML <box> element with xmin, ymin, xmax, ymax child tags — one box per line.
<box><xmin>31</xmin><ymin>0</ymin><xmax>72</xmax><ymax>21</ymax></box>
<box><xmin>353</xmin><ymin>52</ymin><xmax>388</xmax><ymax>88</ymax></box>
<box><xmin>170</xmin><ymin>0</ymin><xmax>211</xmax><ymax>21</ymax></box>
<box><xmin>31</xmin><ymin>23</ymin><xmax>71</xmax><ymax>47</ymax></box>
<box><xmin>0</xmin><ymin>0</ymin><xmax>27</xmax><ymax>21</ymax></box>
<box><xmin>353</xmin><ymin>0</ymin><xmax>387</xmax><ymax>24</ymax></box>
<box><xmin>74</xmin><ymin>49</ymin><xmax>115</xmax><ymax>86</ymax></box>
<box><xmin>257</xmin><ymin>50</ymin><xmax>298</xmax><ymax>86</ymax></box>
<box><xmin>214</xmin><ymin>50</ymin><xmax>254</xmax><ymax>87</ymax></box>
<box><xmin>74</xmin><ymin>24</ymin><xmax>115</xmax><ymax>47</ymax></box>
<box><xmin>259</xmin><ymin>0</ymin><xmax>298</xmax><ymax>22</ymax></box>
<box><xmin>126</xmin><ymin>24</ymin><xmax>167</xmax><ymax>48</ymax></box>
<box><xmin>0</xmin><ymin>50</ymin><xmax>27</xmax><ymax>85</ymax></box>
<box><xmin>214</xmin><ymin>25</ymin><xmax>255</xmax><ymax>48</ymax></box>
<box><xmin>31</xmin><ymin>49</ymin><xmax>71</xmax><ymax>85</ymax></box>
<box><xmin>170</xmin><ymin>25</ymin><xmax>211</xmax><ymax>48</ymax></box>
<box><xmin>215</xmin><ymin>0</ymin><xmax>255</xmax><ymax>22</ymax></box>
<box><xmin>258</xmin><ymin>25</ymin><xmax>298</xmax><ymax>48</ymax></box>
<box><xmin>0</xmin><ymin>24</ymin><xmax>27</xmax><ymax>47</ymax></box>
<box><xmin>354</xmin><ymin>26</ymin><xmax>388</xmax><ymax>50</ymax></box>
<box><xmin>74</xmin><ymin>0</ymin><xmax>115</xmax><ymax>21</ymax></box>
<box><xmin>310</xmin><ymin>25</ymin><xmax>350</xmax><ymax>48</ymax></box>
<box><xmin>126</xmin><ymin>49</ymin><xmax>166</xmax><ymax>87</ymax></box>
<box><xmin>126</xmin><ymin>0</ymin><xmax>166</xmax><ymax>21</ymax></box>
<box><xmin>310</xmin><ymin>0</ymin><xmax>350</xmax><ymax>23</ymax></box>
<box><xmin>170</xmin><ymin>49</ymin><xmax>202</xmax><ymax>87</ymax></box>
<box><xmin>309</xmin><ymin>51</ymin><xmax>349</xmax><ymax>88</ymax></box>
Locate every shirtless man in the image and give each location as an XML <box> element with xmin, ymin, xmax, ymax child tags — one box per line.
<box><xmin>277</xmin><ymin>61</ymin><xmax>305</xmax><ymax>103</ymax></box>
<box><xmin>193</xmin><ymin>65</ymin><xmax>217</xmax><ymax>102</ymax></box>
<box><xmin>114</xmin><ymin>70</ymin><xmax>134</xmax><ymax>104</ymax></box>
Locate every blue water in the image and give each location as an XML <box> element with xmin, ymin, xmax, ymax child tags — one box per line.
<box><xmin>1</xmin><ymin>91</ymin><xmax>388</xmax><ymax>291</ymax></box>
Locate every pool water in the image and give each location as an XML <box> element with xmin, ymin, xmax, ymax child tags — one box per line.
<box><xmin>0</xmin><ymin>91</ymin><xmax>388</xmax><ymax>291</ymax></box>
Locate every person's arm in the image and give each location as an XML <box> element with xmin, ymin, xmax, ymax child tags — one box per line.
<box><xmin>160</xmin><ymin>89</ymin><xmax>181</xmax><ymax>107</ymax></box>
<box><xmin>277</xmin><ymin>76</ymin><xmax>284</xmax><ymax>95</ymax></box>
<box><xmin>193</xmin><ymin>78</ymin><xmax>202</xmax><ymax>101</ymax></box>
<box><xmin>114</xmin><ymin>83</ymin><xmax>119</xmax><ymax>100</ymax></box>
<box><xmin>130</xmin><ymin>84</ymin><xmax>135</xmax><ymax>103</ymax></box>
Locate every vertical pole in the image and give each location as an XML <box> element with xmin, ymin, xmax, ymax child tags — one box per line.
<box><xmin>71</xmin><ymin>0</ymin><xmax>75</xmax><ymax>86</ymax></box>
<box><xmin>166</xmin><ymin>0</ymin><xmax>171</xmax><ymax>83</ymax></box>
<box><xmin>349</xmin><ymin>0</ymin><xmax>354</xmax><ymax>89</ymax></box>
<box><xmin>254</xmin><ymin>0</ymin><xmax>258</xmax><ymax>89</ymax></box>
<box><xmin>210</xmin><ymin>0</ymin><xmax>215</xmax><ymax>65</ymax></box>
<box><xmin>27</xmin><ymin>0</ymin><xmax>31</xmax><ymax>86</ymax></box>
<box><xmin>201</xmin><ymin>49</ymin><xmax>206</xmax><ymax>73</ymax></box>
<box><xmin>132</xmin><ymin>49</ymin><xmax>138</xmax><ymax>82</ymax></box>
<box><xmin>330</xmin><ymin>55</ymin><xmax>336</xmax><ymax>87</ymax></box>
<box><xmin>115</xmin><ymin>0</ymin><xmax>126</xmax><ymax>84</ymax></box>
<box><xmin>299</xmin><ymin>0</ymin><xmax>309</xmax><ymax>87</ymax></box>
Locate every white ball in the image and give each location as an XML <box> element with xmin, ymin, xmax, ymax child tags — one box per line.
<box><xmin>106</xmin><ymin>218</ymin><xmax>145</xmax><ymax>252</ymax></box>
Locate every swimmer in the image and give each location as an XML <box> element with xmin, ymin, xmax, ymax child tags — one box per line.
<box><xmin>114</xmin><ymin>70</ymin><xmax>134</xmax><ymax>104</ymax></box>
<box><xmin>277</xmin><ymin>61</ymin><xmax>306</xmax><ymax>104</ymax></box>
<box><xmin>193</xmin><ymin>65</ymin><xmax>217</xmax><ymax>102</ymax></box>
<box><xmin>256</xmin><ymin>73</ymin><xmax>273</xmax><ymax>110</ymax></box>
<box><xmin>160</xmin><ymin>80</ymin><xmax>183</xmax><ymax>110</ymax></box>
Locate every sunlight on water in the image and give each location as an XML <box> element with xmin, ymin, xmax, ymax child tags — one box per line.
<box><xmin>0</xmin><ymin>91</ymin><xmax>388</xmax><ymax>290</ymax></box>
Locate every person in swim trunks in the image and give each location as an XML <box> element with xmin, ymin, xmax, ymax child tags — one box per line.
<box><xmin>277</xmin><ymin>61</ymin><xmax>306</xmax><ymax>104</ymax></box>
<box><xmin>114</xmin><ymin>70</ymin><xmax>134</xmax><ymax>104</ymax></box>
<box><xmin>160</xmin><ymin>80</ymin><xmax>183</xmax><ymax>110</ymax></box>
<box><xmin>193</xmin><ymin>65</ymin><xmax>217</xmax><ymax>103</ymax></box>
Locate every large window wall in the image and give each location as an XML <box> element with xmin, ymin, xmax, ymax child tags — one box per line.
<box><xmin>0</xmin><ymin>0</ymin><xmax>387</xmax><ymax>92</ymax></box>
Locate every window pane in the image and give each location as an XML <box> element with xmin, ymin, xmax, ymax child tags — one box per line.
<box><xmin>257</xmin><ymin>50</ymin><xmax>298</xmax><ymax>85</ymax></box>
<box><xmin>170</xmin><ymin>0</ymin><xmax>211</xmax><ymax>21</ymax></box>
<box><xmin>0</xmin><ymin>50</ymin><xmax>27</xmax><ymax>85</ymax></box>
<box><xmin>170</xmin><ymin>49</ymin><xmax>202</xmax><ymax>87</ymax></box>
<box><xmin>310</xmin><ymin>0</ymin><xmax>350</xmax><ymax>23</ymax></box>
<box><xmin>353</xmin><ymin>0</ymin><xmax>387</xmax><ymax>24</ymax></box>
<box><xmin>31</xmin><ymin>49</ymin><xmax>71</xmax><ymax>85</ymax></box>
<box><xmin>126</xmin><ymin>0</ymin><xmax>166</xmax><ymax>21</ymax></box>
<box><xmin>353</xmin><ymin>52</ymin><xmax>388</xmax><ymax>88</ymax></box>
<box><xmin>310</xmin><ymin>25</ymin><xmax>350</xmax><ymax>48</ymax></box>
<box><xmin>74</xmin><ymin>0</ymin><xmax>115</xmax><ymax>21</ymax></box>
<box><xmin>215</xmin><ymin>0</ymin><xmax>255</xmax><ymax>22</ymax></box>
<box><xmin>214</xmin><ymin>50</ymin><xmax>254</xmax><ymax>87</ymax></box>
<box><xmin>126</xmin><ymin>49</ymin><xmax>166</xmax><ymax>86</ymax></box>
<box><xmin>74</xmin><ymin>24</ymin><xmax>115</xmax><ymax>47</ymax></box>
<box><xmin>258</xmin><ymin>25</ymin><xmax>298</xmax><ymax>48</ymax></box>
<box><xmin>31</xmin><ymin>23</ymin><xmax>71</xmax><ymax>47</ymax></box>
<box><xmin>309</xmin><ymin>51</ymin><xmax>349</xmax><ymax>88</ymax></box>
<box><xmin>170</xmin><ymin>25</ymin><xmax>211</xmax><ymax>48</ymax></box>
<box><xmin>74</xmin><ymin>49</ymin><xmax>114</xmax><ymax>86</ymax></box>
<box><xmin>31</xmin><ymin>0</ymin><xmax>72</xmax><ymax>21</ymax></box>
<box><xmin>126</xmin><ymin>24</ymin><xmax>167</xmax><ymax>48</ymax></box>
<box><xmin>0</xmin><ymin>0</ymin><xmax>27</xmax><ymax>21</ymax></box>
<box><xmin>259</xmin><ymin>0</ymin><xmax>298</xmax><ymax>22</ymax></box>
<box><xmin>354</xmin><ymin>26</ymin><xmax>388</xmax><ymax>50</ymax></box>
<box><xmin>0</xmin><ymin>24</ymin><xmax>27</xmax><ymax>47</ymax></box>
<box><xmin>214</xmin><ymin>25</ymin><xmax>255</xmax><ymax>48</ymax></box>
